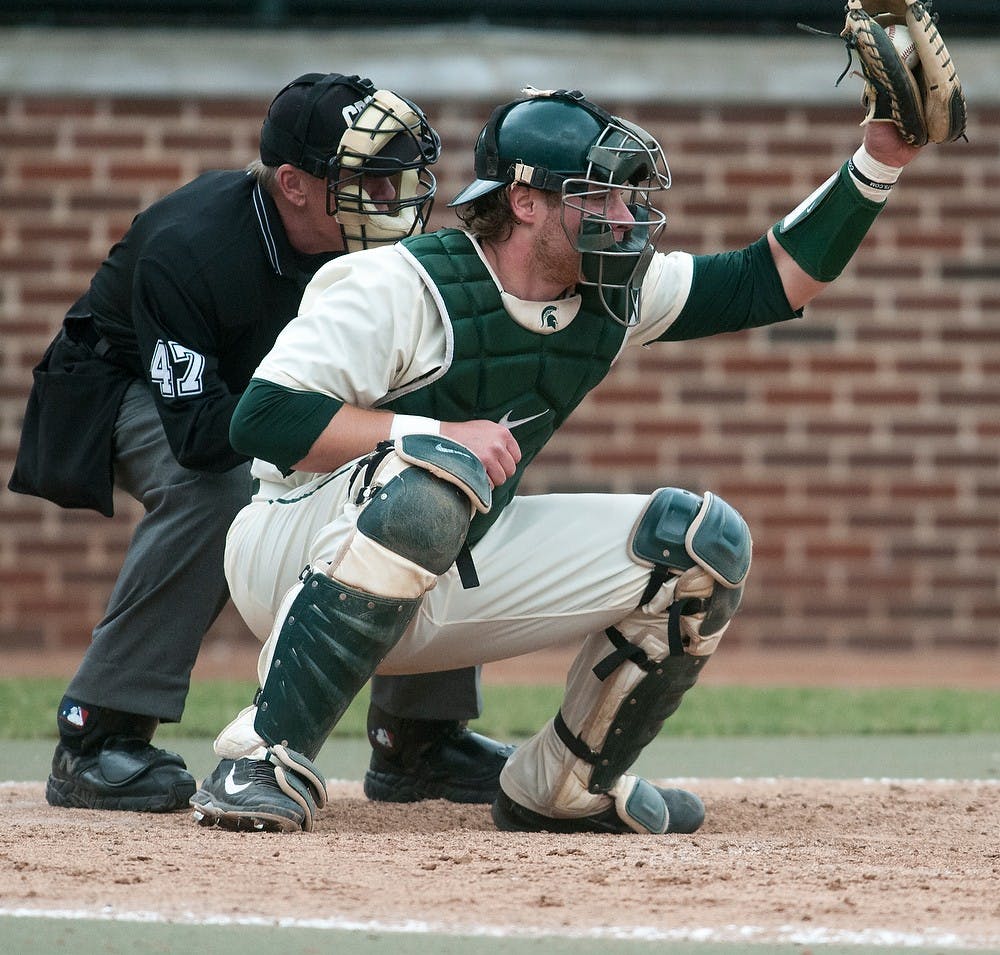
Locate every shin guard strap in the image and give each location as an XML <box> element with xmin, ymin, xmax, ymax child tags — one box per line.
<box><xmin>553</xmin><ymin>709</ymin><xmax>599</xmax><ymax>765</ymax></box>
<box><xmin>557</xmin><ymin>651</ymin><xmax>709</xmax><ymax>795</ymax></box>
<box><xmin>592</xmin><ymin>626</ymin><xmax>651</xmax><ymax>681</ymax></box>
<box><xmin>593</xmin><ymin>602</ymin><xmax>688</xmax><ymax>683</ymax></box>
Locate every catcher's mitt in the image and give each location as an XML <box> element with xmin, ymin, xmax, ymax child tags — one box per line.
<box><xmin>840</xmin><ymin>0</ymin><xmax>967</xmax><ymax>146</ymax></box>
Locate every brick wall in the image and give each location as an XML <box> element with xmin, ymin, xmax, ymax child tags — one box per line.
<box><xmin>1</xmin><ymin>91</ymin><xmax>998</xmax><ymax>658</ymax></box>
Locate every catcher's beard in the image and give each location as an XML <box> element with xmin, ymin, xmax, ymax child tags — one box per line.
<box><xmin>529</xmin><ymin>205</ymin><xmax>582</xmax><ymax>292</ymax></box>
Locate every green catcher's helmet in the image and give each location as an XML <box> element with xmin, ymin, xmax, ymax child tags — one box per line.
<box><xmin>449</xmin><ymin>88</ymin><xmax>670</xmax><ymax>326</ymax></box>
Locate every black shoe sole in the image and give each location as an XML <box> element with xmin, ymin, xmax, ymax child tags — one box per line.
<box><xmin>363</xmin><ymin>768</ymin><xmax>499</xmax><ymax>804</ymax></box>
<box><xmin>189</xmin><ymin>795</ymin><xmax>302</xmax><ymax>833</ymax></box>
<box><xmin>46</xmin><ymin>775</ymin><xmax>196</xmax><ymax>813</ymax></box>
<box><xmin>492</xmin><ymin>790</ymin><xmax>630</xmax><ymax>834</ymax></box>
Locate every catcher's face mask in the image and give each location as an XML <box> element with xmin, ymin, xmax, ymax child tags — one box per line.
<box><xmin>449</xmin><ymin>89</ymin><xmax>669</xmax><ymax>326</ymax></box>
<box><xmin>327</xmin><ymin>89</ymin><xmax>441</xmax><ymax>252</ymax></box>
<box><xmin>562</xmin><ymin>116</ymin><xmax>670</xmax><ymax>327</ymax></box>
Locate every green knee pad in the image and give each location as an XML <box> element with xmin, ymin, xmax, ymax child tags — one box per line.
<box><xmin>357</xmin><ymin>466</ymin><xmax>473</xmax><ymax>575</ymax></box>
<box><xmin>632</xmin><ymin>487</ymin><xmax>751</xmax><ymax>636</ymax></box>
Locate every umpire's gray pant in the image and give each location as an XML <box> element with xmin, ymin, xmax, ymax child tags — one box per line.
<box><xmin>67</xmin><ymin>381</ymin><xmax>480</xmax><ymax>724</ymax></box>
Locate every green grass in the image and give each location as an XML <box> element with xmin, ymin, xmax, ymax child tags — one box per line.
<box><xmin>3</xmin><ymin>678</ymin><xmax>999</xmax><ymax>740</ymax></box>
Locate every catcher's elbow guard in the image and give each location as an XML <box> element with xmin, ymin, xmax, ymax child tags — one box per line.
<box><xmin>772</xmin><ymin>164</ymin><xmax>884</xmax><ymax>282</ymax></box>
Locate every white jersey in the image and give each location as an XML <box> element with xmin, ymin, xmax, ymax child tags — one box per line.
<box><xmin>248</xmin><ymin>233</ymin><xmax>695</xmax><ymax>496</ymax></box>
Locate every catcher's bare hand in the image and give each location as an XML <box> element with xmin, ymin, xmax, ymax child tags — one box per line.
<box><xmin>441</xmin><ymin>420</ymin><xmax>521</xmax><ymax>488</ymax></box>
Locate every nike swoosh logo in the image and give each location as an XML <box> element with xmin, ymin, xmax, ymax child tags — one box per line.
<box><xmin>434</xmin><ymin>443</ymin><xmax>470</xmax><ymax>457</ymax></box>
<box><xmin>224</xmin><ymin>764</ymin><xmax>251</xmax><ymax>795</ymax></box>
<box><xmin>498</xmin><ymin>409</ymin><xmax>551</xmax><ymax>430</ymax></box>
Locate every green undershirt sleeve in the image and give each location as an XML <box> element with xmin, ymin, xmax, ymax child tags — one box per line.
<box><xmin>656</xmin><ymin>235</ymin><xmax>803</xmax><ymax>343</ymax></box>
<box><xmin>230</xmin><ymin>378</ymin><xmax>343</xmax><ymax>473</ymax></box>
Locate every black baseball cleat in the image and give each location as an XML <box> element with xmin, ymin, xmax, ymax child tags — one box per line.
<box><xmin>492</xmin><ymin>783</ymin><xmax>706</xmax><ymax>835</ymax></box>
<box><xmin>190</xmin><ymin>757</ymin><xmax>309</xmax><ymax>833</ymax></box>
<box><xmin>46</xmin><ymin>736</ymin><xmax>196</xmax><ymax>812</ymax></box>
<box><xmin>364</xmin><ymin>720</ymin><xmax>515</xmax><ymax>804</ymax></box>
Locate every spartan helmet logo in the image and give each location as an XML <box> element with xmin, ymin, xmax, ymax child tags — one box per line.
<box><xmin>540</xmin><ymin>304</ymin><xmax>559</xmax><ymax>329</ymax></box>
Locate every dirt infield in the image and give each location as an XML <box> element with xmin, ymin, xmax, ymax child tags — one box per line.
<box><xmin>2</xmin><ymin>776</ymin><xmax>998</xmax><ymax>948</ymax></box>
<box><xmin>4</xmin><ymin>646</ymin><xmax>999</xmax><ymax>948</ymax></box>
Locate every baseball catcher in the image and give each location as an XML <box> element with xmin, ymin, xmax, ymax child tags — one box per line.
<box><xmin>189</xmin><ymin>46</ymin><xmax>959</xmax><ymax>831</ymax></box>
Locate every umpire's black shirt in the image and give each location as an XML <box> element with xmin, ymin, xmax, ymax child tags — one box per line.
<box><xmin>76</xmin><ymin>170</ymin><xmax>337</xmax><ymax>472</ymax></box>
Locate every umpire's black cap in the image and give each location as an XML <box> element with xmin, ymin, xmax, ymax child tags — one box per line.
<box><xmin>260</xmin><ymin>72</ymin><xmax>422</xmax><ymax>179</ymax></box>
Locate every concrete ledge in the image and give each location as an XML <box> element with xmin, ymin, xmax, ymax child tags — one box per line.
<box><xmin>1</xmin><ymin>26</ymin><xmax>997</xmax><ymax>102</ymax></box>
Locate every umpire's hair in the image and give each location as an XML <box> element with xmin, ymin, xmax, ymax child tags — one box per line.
<box><xmin>246</xmin><ymin>158</ymin><xmax>280</xmax><ymax>194</ymax></box>
<box><xmin>455</xmin><ymin>186</ymin><xmax>560</xmax><ymax>243</ymax></box>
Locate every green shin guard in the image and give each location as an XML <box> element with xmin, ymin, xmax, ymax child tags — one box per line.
<box><xmin>254</xmin><ymin>571</ymin><xmax>420</xmax><ymax>760</ymax></box>
<box><xmin>252</xmin><ymin>437</ymin><xmax>483</xmax><ymax>763</ymax></box>
<box><xmin>555</xmin><ymin>645</ymin><xmax>709</xmax><ymax>795</ymax></box>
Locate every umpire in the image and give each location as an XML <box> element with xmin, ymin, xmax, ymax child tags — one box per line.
<box><xmin>9</xmin><ymin>72</ymin><xmax>512</xmax><ymax>813</ymax></box>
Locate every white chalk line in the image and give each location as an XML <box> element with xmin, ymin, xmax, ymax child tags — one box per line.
<box><xmin>1</xmin><ymin>905</ymin><xmax>998</xmax><ymax>950</ymax></box>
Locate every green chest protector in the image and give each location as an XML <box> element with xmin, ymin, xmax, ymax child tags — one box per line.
<box><xmin>389</xmin><ymin>229</ymin><xmax>627</xmax><ymax>543</ymax></box>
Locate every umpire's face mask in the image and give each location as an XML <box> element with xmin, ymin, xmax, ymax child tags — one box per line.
<box><xmin>326</xmin><ymin>89</ymin><xmax>441</xmax><ymax>252</ymax></box>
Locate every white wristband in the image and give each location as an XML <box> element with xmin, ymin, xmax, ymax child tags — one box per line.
<box><xmin>389</xmin><ymin>413</ymin><xmax>441</xmax><ymax>440</ymax></box>
<box><xmin>848</xmin><ymin>145</ymin><xmax>902</xmax><ymax>202</ymax></box>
